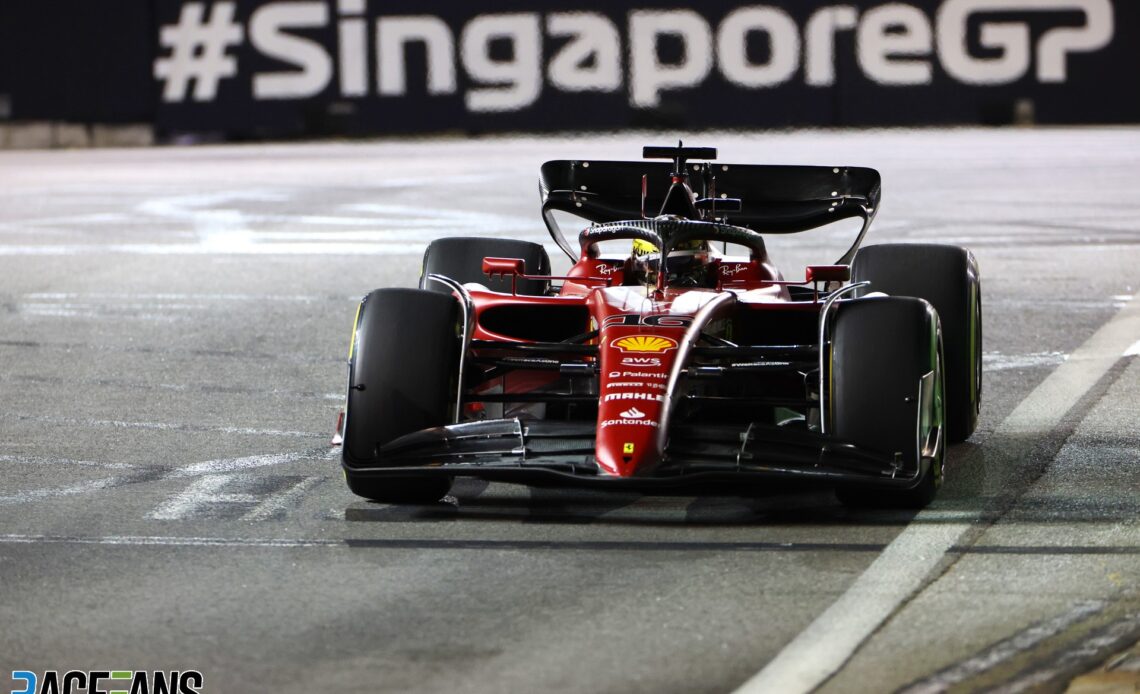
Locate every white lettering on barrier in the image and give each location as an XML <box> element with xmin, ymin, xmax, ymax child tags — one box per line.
<box><xmin>461</xmin><ymin>13</ymin><xmax>542</xmax><ymax>112</ymax></box>
<box><xmin>154</xmin><ymin>2</ymin><xmax>1118</xmax><ymax>106</ymax></box>
<box><xmin>857</xmin><ymin>3</ymin><xmax>934</xmax><ymax>85</ymax></box>
<box><xmin>547</xmin><ymin>12</ymin><xmax>622</xmax><ymax>92</ymax></box>
<box><xmin>717</xmin><ymin>7</ymin><xmax>800</xmax><ymax>88</ymax></box>
<box><xmin>250</xmin><ymin>3</ymin><xmax>333</xmax><ymax>99</ymax></box>
<box><xmin>337</xmin><ymin>0</ymin><xmax>367</xmax><ymax>96</ymax></box>
<box><xmin>377</xmin><ymin>16</ymin><xmax>457</xmax><ymax>96</ymax></box>
<box><xmin>629</xmin><ymin>9</ymin><xmax>714</xmax><ymax>108</ymax></box>
<box><xmin>936</xmin><ymin>0</ymin><xmax>1113</xmax><ymax>85</ymax></box>
<box><xmin>805</xmin><ymin>5</ymin><xmax>858</xmax><ymax>86</ymax></box>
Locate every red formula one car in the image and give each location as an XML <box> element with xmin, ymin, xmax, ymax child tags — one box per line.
<box><xmin>335</xmin><ymin>145</ymin><xmax>981</xmax><ymax>508</ymax></box>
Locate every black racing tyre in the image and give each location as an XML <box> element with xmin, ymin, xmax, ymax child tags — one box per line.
<box><xmin>852</xmin><ymin>243</ymin><xmax>981</xmax><ymax>443</ymax></box>
<box><xmin>419</xmin><ymin>237</ymin><xmax>552</xmax><ymax>296</ymax></box>
<box><xmin>830</xmin><ymin>297</ymin><xmax>946</xmax><ymax>509</ymax></box>
<box><xmin>342</xmin><ymin>288</ymin><xmax>458</xmax><ymax>503</ymax></box>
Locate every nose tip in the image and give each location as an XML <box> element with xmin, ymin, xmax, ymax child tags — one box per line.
<box><xmin>596</xmin><ymin>446</ymin><xmax>637</xmax><ymax>477</ymax></box>
<box><xmin>595</xmin><ymin>443</ymin><xmax>659</xmax><ymax>478</ymax></box>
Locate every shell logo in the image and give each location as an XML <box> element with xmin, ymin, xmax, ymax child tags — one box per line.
<box><xmin>612</xmin><ymin>335</ymin><xmax>678</xmax><ymax>353</ymax></box>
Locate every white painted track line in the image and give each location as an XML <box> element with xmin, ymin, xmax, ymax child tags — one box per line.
<box><xmin>734</xmin><ymin>291</ymin><xmax>1140</xmax><ymax>694</ymax></box>
<box><xmin>167</xmin><ymin>448</ymin><xmax>333</xmax><ymax>478</ymax></box>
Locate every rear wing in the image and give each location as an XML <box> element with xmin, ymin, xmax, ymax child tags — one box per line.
<box><xmin>539</xmin><ymin>160</ymin><xmax>881</xmax><ymax>262</ymax></box>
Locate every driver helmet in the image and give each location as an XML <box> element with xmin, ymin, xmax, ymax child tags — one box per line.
<box><xmin>630</xmin><ymin>238</ymin><xmax>713</xmax><ymax>287</ymax></box>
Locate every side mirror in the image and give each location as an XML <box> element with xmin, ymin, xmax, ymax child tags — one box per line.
<box><xmin>482</xmin><ymin>257</ymin><xmax>526</xmax><ymax>279</ymax></box>
<box><xmin>805</xmin><ymin>265</ymin><xmax>850</xmax><ymax>283</ymax></box>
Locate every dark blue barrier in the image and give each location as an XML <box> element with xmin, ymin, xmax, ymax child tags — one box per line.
<box><xmin>2</xmin><ymin>1</ymin><xmax>1137</xmax><ymax>135</ymax></box>
<box><xmin>0</xmin><ymin>4</ymin><xmax>156</xmax><ymax>123</ymax></box>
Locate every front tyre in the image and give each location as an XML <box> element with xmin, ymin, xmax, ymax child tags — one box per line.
<box><xmin>852</xmin><ymin>243</ymin><xmax>981</xmax><ymax>443</ymax></box>
<box><xmin>342</xmin><ymin>288</ymin><xmax>459</xmax><ymax>503</ymax></box>
<box><xmin>419</xmin><ymin>237</ymin><xmax>552</xmax><ymax>296</ymax></box>
<box><xmin>345</xmin><ymin>472</ymin><xmax>452</xmax><ymax>505</ymax></box>
<box><xmin>830</xmin><ymin>297</ymin><xmax>946</xmax><ymax>508</ymax></box>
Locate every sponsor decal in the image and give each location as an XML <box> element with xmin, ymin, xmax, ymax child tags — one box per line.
<box><xmin>612</xmin><ymin>335</ymin><xmax>678</xmax><ymax>353</ymax></box>
<box><xmin>9</xmin><ymin>670</ymin><xmax>204</xmax><ymax>694</ymax></box>
<box><xmin>606</xmin><ymin>379</ymin><xmax>663</xmax><ymax>389</ymax></box>
<box><xmin>595</xmin><ymin>263</ymin><xmax>620</xmax><ymax>275</ymax></box>
<box><xmin>600</xmin><ymin>418</ymin><xmax>658</xmax><ymax>428</ymax></box>
<box><xmin>600</xmin><ymin>405</ymin><xmax>659</xmax><ymax>427</ymax></box>
<box><xmin>604</xmin><ymin>392</ymin><xmax>664</xmax><ymax>402</ymax></box>
<box><xmin>622</xmin><ymin>356</ymin><xmax>662</xmax><ymax>367</ymax></box>
<box><xmin>620</xmin><ymin>371</ymin><xmax>666</xmax><ymax>379</ymax></box>
<box><xmin>720</xmin><ymin>263</ymin><xmax>749</xmax><ymax>276</ymax></box>
<box><xmin>604</xmin><ymin>314</ymin><xmax>693</xmax><ymax>328</ymax></box>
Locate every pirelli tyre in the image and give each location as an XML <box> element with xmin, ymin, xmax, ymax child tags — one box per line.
<box><xmin>851</xmin><ymin>243</ymin><xmax>981</xmax><ymax>443</ymax></box>
<box><xmin>419</xmin><ymin>237</ymin><xmax>552</xmax><ymax>296</ymax></box>
<box><xmin>342</xmin><ymin>288</ymin><xmax>458</xmax><ymax>504</ymax></box>
<box><xmin>830</xmin><ymin>297</ymin><xmax>946</xmax><ymax>508</ymax></box>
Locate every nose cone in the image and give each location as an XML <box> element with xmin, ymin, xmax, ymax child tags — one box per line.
<box><xmin>590</xmin><ymin>288</ymin><xmax>693</xmax><ymax>478</ymax></box>
<box><xmin>595</xmin><ymin>407</ymin><xmax>662</xmax><ymax>477</ymax></box>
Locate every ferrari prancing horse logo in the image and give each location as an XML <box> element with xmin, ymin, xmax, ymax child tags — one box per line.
<box><xmin>612</xmin><ymin>335</ymin><xmax>678</xmax><ymax>353</ymax></box>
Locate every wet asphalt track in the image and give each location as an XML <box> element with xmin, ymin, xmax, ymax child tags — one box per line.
<box><xmin>0</xmin><ymin>129</ymin><xmax>1138</xmax><ymax>693</ymax></box>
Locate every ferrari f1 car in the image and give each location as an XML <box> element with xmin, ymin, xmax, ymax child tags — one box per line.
<box><xmin>335</xmin><ymin>144</ymin><xmax>981</xmax><ymax>508</ymax></box>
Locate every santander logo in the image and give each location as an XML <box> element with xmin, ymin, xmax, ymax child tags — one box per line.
<box><xmin>619</xmin><ymin>406</ymin><xmax>646</xmax><ymax>419</ymax></box>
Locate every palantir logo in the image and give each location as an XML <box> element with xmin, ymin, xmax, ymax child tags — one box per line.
<box><xmin>10</xmin><ymin>670</ymin><xmax>204</xmax><ymax>694</ymax></box>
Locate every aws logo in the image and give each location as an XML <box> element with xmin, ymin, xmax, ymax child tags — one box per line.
<box><xmin>10</xmin><ymin>670</ymin><xmax>202</xmax><ymax>694</ymax></box>
<box><xmin>611</xmin><ymin>335</ymin><xmax>677</xmax><ymax>353</ymax></box>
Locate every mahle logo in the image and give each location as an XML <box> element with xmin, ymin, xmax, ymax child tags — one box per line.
<box><xmin>10</xmin><ymin>670</ymin><xmax>203</xmax><ymax>694</ymax></box>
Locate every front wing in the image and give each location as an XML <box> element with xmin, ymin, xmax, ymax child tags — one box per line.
<box><xmin>342</xmin><ymin>418</ymin><xmax>932</xmax><ymax>494</ymax></box>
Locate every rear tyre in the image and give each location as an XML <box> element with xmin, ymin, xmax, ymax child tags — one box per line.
<box><xmin>851</xmin><ymin>243</ymin><xmax>981</xmax><ymax>443</ymax></box>
<box><xmin>342</xmin><ymin>288</ymin><xmax>458</xmax><ymax>503</ymax></box>
<box><xmin>419</xmin><ymin>237</ymin><xmax>552</xmax><ymax>296</ymax></box>
<box><xmin>830</xmin><ymin>297</ymin><xmax>946</xmax><ymax>509</ymax></box>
